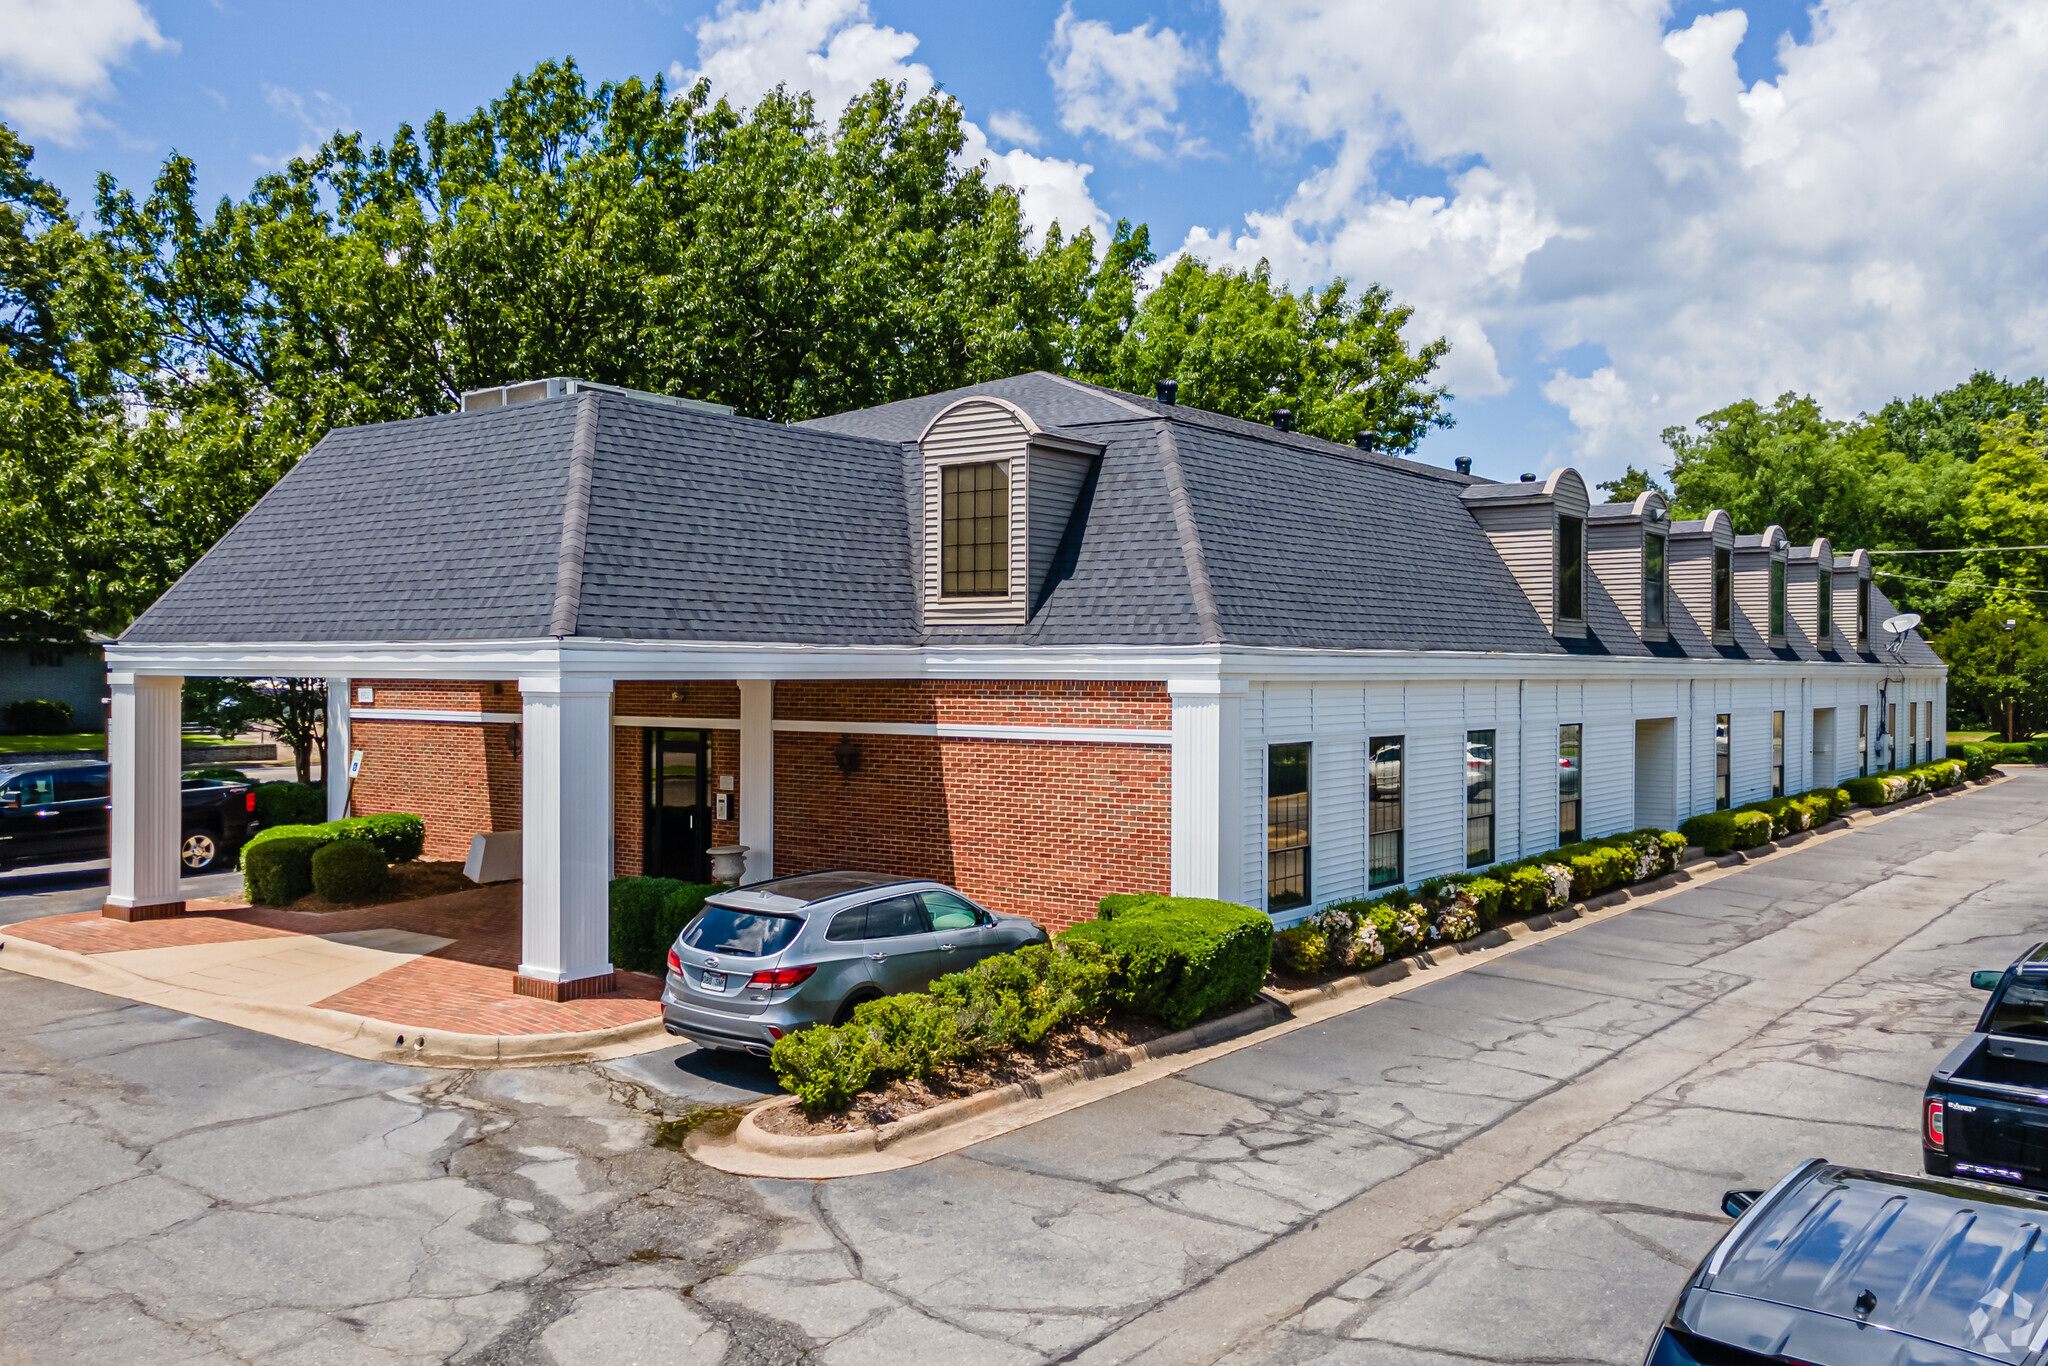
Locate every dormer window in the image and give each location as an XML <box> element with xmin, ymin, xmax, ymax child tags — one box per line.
<box><xmin>1644</xmin><ymin>533</ymin><xmax>1667</xmax><ymax>630</ymax></box>
<box><xmin>941</xmin><ymin>462</ymin><xmax>1009</xmax><ymax>597</ymax></box>
<box><xmin>1558</xmin><ymin>515</ymin><xmax>1584</xmax><ymax>621</ymax></box>
<box><xmin>1769</xmin><ymin>560</ymin><xmax>1786</xmax><ymax>639</ymax></box>
<box><xmin>1714</xmin><ymin>547</ymin><xmax>1732</xmax><ymax>633</ymax></box>
<box><xmin>1818</xmin><ymin>568</ymin><xmax>1833</xmax><ymax>639</ymax></box>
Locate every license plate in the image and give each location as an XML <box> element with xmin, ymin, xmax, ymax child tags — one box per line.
<box><xmin>699</xmin><ymin>970</ymin><xmax>727</xmax><ymax>991</ymax></box>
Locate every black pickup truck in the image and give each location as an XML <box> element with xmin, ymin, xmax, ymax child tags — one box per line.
<box><xmin>1924</xmin><ymin>944</ymin><xmax>2048</xmax><ymax>1190</ymax></box>
<box><xmin>0</xmin><ymin>759</ymin><xmax>256</xmax><ymax>874</ymax></box>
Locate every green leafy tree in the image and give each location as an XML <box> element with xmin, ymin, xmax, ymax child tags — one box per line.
<box><xmin>1933</xmin><ymin>607</ymin><xmax>2048</xmax><ymax>740</ymax></box>
<box><xmin>1598</xmin><ymin>466</ymin><xmax>1666</xmax><ymax>503</ymax></box>
<box><xmin>1084</xmin><ymin>256</ymin><xmax>1453</xmax><ymax>451</ymax></box>
<box><xmin>184</xmin><ymin>677</ymin><xmax>329</xmax><ymax>783</ymax></box>
<box><xmin>1876</xmin><ymin>370</ymin><xmax>2046</xmax><ymax>463</ymax></box>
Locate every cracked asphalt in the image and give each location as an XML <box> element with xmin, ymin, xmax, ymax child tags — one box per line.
<box><xmin>3</xmin><ymin>772</ymin><xmax>2044</xmax><ymax>1365</ymax></box>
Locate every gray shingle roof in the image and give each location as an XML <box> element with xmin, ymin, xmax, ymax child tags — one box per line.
<box><xmin>120</xmin><ymin>371</ymin><xmax>1943</xmax><ymax>667</ymax></box>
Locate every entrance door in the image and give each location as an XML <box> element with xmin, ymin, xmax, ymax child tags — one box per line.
<box><xmin>645</xmin><ymin>730</ymin><xmax>711</xmax><ymax>882</ymax></box>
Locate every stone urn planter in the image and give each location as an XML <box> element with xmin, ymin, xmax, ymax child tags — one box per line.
<box><xmin>707</xmin><ymin>844</ymin><xmax>749</xmax><ymax>884</ymax></box>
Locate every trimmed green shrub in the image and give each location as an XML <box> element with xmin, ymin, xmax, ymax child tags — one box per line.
<box><xmin>1462</xmin><ymin>875</ymin><xmax>1507</xmax><ymax>920</ymax></box>
<box><xmin>771</xmin><ymin>1025</ymin><xmax>884</xmax><ymax>1115</ymax></box>
<box><xmin>323</xmin><ymin>813</ymin><xmax>426</xmax><ymax>863</ymax></box>
<box><xmin>608</xmin><ymin>877</ymin><xmax>727</xmax><ymax>975</ymax></box>
<box><xmin>244</xmin><ymin>836</ymin><xmax>322</xmax><ymax>906</ymax></box>
<box><xmin>1503</xmin><ymin>864</ymin><xmax>1556</xmax><ymax>915</ymax></box>
<box><xmin>1561</xmin><ymin>844</ymin><xmax>1632</xmax><ymax>899</ymax></box>
<box><xmin>929</xmin><ymin>939</ymin><xmax>1112</xmax><ymax>1050</ymax></box>
<box><xmin>1955</xmin><ymin>743</ymin><xmax>1995</xmax><ymax>780</ymax></box>
<box><xmin>1096</xmin><ymin>892</ymin><xmax>1159</xmax><ymax>919</ymax></box>
<box><xmin>768</xmin><ymin>938</ymin><xmax>1115</xmax><ymax>1115</ymax></box>
<box><xmin>311</xmin><ymin>838</ymin><xmax>387</xmax><ymax>901</ymax></box>
<box><xmin>1680</xmin><ymin>811</ymin><xmax>1739</xmax><ymax>854</ymax></box>
<box><xmin>2</xmin><ymin>699</ymin><xmax>72</xmax><ymax>735</ymax></box>
<box><xmin>1274</xmin><ymin>925</ymin><xmax>1328</xmax><ymax>975</ymax></box>
<box><xmin>240</xmin><ymin>822</ymin><xmax>334</xmax><ymax>867</ymax></box>
<box><xmin>1330</xmin><ymin>896</ymin><xmax>1428</xmax><ymax>956</ymax></box>
<box><xmin>186</xmin><ymin>767</ymin><xmax>248</xmax><ymax>782</ymax></box>
<box><xmin>1729</xmin><ymin>810</ymin><xmax>1772</xmax><ymax>847</ymax></box>
<box><xmin>254</xmin><ymin>782</ymin><xmax>325</xmax><ymax>826</ymax></box>
<box><xmin>1061</xmin><ymin>896</ymin><xmax>1273</xmax><ymax>1030</ymax></box>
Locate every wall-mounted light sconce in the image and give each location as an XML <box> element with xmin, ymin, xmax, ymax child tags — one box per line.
<box><xmin>833</xmin><ymin>735</ymin><xmax>862</xmax><ymax>775</ymax></box>
<box><xmin>505</xmin><ymin>726</ymin><xmax>521</xmax><ymax>759</ymax></box>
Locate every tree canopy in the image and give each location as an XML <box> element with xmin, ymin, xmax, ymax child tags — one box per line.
<box><xmin>0</xmin><ymin>61</ymin><xmax>1456</xmax><ymax>636</ymax></box>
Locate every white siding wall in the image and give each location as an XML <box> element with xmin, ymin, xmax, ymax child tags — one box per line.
<box><xmin>1239</xmin><ymin>659</ymin><xmax>1943</xmax><ymax>919</ymax></box>
<box><xmin>1025</xmin><ymin>448</ymin><xmax>1094</xmax><ymax>602</ymax></box>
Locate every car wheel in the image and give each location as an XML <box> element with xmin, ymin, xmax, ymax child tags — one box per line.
<box><xmin>180</xmin><ymin>831</ymin><xmax>224</xmax><ymax>873</ymax></box>
<box><xmin>832</xmin><ymin>991</ymin><xmax>879</xmax><ymax>1026</ymax></box>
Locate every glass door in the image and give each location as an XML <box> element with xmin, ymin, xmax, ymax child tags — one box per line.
<box><xmin>645</xmin><ymin>730</ymin><xmax>710</xmax><ymax>881</ymax></box>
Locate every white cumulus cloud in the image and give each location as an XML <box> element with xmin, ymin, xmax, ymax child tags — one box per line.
<box><xmin>679</xmin><ymin>0</ymin><xmax>1108</xmax><ymax>245</ymax></box>
<box><xmin>1047</xmin><ymin>4</ymin><xmax>1203</xmax><ymax>159</ymax></box>
<box><xmin>0</xmin><ymin>0</ymin><xmax>173</xmax><ymax>145</ymax></box>
<box><xmin>1197</xmin><ymin>0</ymin><xmax>2048</xmax><ymax>478</ymax></box>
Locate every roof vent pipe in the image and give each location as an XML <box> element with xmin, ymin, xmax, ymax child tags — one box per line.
<box><xmin>1155</xmin><ymin>379</ymin><xmax>1177</xmax><ymax>405</ymax></box>
<box><xmin>1454</xmin><ymin>456</ymin><xmax>1472</xmax><ymax>475</ymax></box>
<box><xmin>1354</xmin><ymin>431</ymin><xmax>1372</xmax><ymax>450</ymax></box>
<box><xmin>1520</xmin><ymin>472</ymin><xmax>1537</xmax><ymax>482</ymax></box>
<box><xmin>1272</xmin><ymin>409</ymin><xmax>1293</xmax><ymax>432</ymax></box>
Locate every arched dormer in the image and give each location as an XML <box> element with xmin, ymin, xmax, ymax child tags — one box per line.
<box><xmin>1732</xmin><ymin>524</ymin><xmax>1790</xmax><ymax>648</ymax></box>
<box><xmin>1587</xmin><ymin>487</ymin><xmax>1672</xmax><ymax>642</ymax></box>
<box><xmin>916</xmin><ymin>396</ymin><xmax>1101</xmax><ymax>627</ymax></box>
<box><xmin>1786</xmin><ymin>536</ymin><xmax>1835</xmax><ymax>651</ymax></box>
<box><xmin>1667</xmin><ymin>508</ymin><xmax>1736</xmax><ymax>647</ymax></box>
<box><xmin>1459</xmin><ymin>468</ymin><xmax>1592</xmax><ymax>638</ymax></box>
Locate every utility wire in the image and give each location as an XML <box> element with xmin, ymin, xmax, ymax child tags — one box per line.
<box><xmin>1874</xmin><ymin>566</ymin><xmax>2048</xmax><ymax>597</ymax></box>
<box><xmin>1869</xmin><ymin>545</ymin><xmax>2048</xmax><ymax>555</ymax></box>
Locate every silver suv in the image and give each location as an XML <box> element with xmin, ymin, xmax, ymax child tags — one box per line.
<box><xmin>659</xmin><ymin>870</ymin><xmax>1051</xmax><ymax>1056</ymax></box>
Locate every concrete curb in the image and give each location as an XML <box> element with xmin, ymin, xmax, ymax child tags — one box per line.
<box><xmin>686</xmin><ymin>769</ymin><xmax>2014</xmax><ymax>1179</ymax></box>
<box><xmin>727</xmin><ymin>996</ymin><xmax>1291</xmax><ymax>1160</ymax></box>
<box><xmin>0</xmin><ymin>933</ymin><xmax>672</xmax><ymax>1068</ymax></box>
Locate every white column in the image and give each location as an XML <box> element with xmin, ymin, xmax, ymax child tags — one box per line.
<box><xmin>106</xmin><ymin>673</ymin><xmax>184</xmax><ymax>918</ymax></box>
<box><xmin>517</xmin><ymin>675</ymin><xmax>615</xmax><ymax>990</ymax></box>
<box><xmin>738</xmin><ymin>679</ymin><xmax>775</xmax><ymax>884</ymax></box>
<box><xmin>325</xmin><ymin>678</ymin><xmax>351</xmax><ymax>820</ymax></box>
<box><xmin>1169</xmin><ymin>678</ymin><xmax>1246</xmax><ymax>901</ymax></box>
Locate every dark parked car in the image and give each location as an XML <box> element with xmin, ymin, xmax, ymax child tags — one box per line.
<box><xmin>0</xmin><ymin>760</ymin><xmax>255</xmax><ymax>874</ymax></box>
<box><xmin>1646</xmin><ymin>1160</ymin><xmax>2048</xmax><ymax>1364</ymax></box>
<box><xmin>661</xmin><ymin>870</ymin><xmax>1049</xmax><ymax>1056</ymax></box>
<box><xmin>1925</xmin><ymin>944</ymin><xmax>2048</xmax><ymax>1191</ymax></box>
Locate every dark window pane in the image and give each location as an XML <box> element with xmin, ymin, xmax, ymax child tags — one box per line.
<box><xmin>1268</xmin><ymin>743</ymin><xmax>1311</xmax><ymax>908</ymax></box>
<box><xmin>1558</xmin><ymin>516</ymin><xmax>1583</xmax><ymax>621</ymax></box>
<box><xmin>57</xmin><ymin>767</ymin><xmax>108</xmax><ymax>801</ymax></box>
<box><xmin>15</xmin><ymin>772</ymin><xmax>54</xmax><ymax>806</ymax></box>
<box><xmin>1465</xmin><ymin>731</ymin><xmax>1495</xmax><ymax>868</ymax></box>
<box><xmin>1557</xmin><ymin>724</ymin><xmax>1582</xmax><ymax>845</ymax></box>
<box><xmin>1369</xmin><ymin>736</ymin><xmax>1403</xmax><ymax>889</ymax></box>
<box><xmin>1990</xmin><ymin>980</ymin><xmax>2048</xmax><ymax>1040</ymax></box>
<box><xmin>1772</xmin><ymin>711</ymin><xmax>1785</xmax><ymax>797</ymax></box>
<box><xmin>1858</xmin><ymin>579</ymin><xmax>1870</xmax><ymax>644</ymax></box>
<box><xmin>1769</xmin><ymin>560</ymin><xmax>1785</xmax><ymax>638</ymax></box>
<box><xmin>1644</xmin><ymin>534</ymin><xmax>1666</xmax><ymax>630</ymax></box>
<box><xmin>1818</xmin><ymin>569</ymin><xmax>1833</xmax><ymax>638</ymax></box>
<box><xmin>825</xmin><ymin>907</ymin><xmax>868</xmax><ymax>942</ymax></box>
<box><xmin>680</xmin><ymin>909</ymin><xmax>804</xmax><ymax>957</ymax></box>
<box><xmin>862</xmin><ymin>895</ymin><xmax>931</xmax><ymax>939</ymax></box>
<box><xmin>941</xmin><ymin>462</ymin><xmax>1009</xmax><ymax>597</ymax></box>
<box><xmin>1714</xmin><ymin>547</ymin><xmax>1732</xmax><ymax>632</ymax></box>
<box><xmin>922</xmin><ymin>891</ymin><xmax>982</xmax><ymax>930</ymax></box>
<box><xmin>1715</xmin><ymin>714</ymin><xmax>1731</xmax><ymax>810</ymax></box>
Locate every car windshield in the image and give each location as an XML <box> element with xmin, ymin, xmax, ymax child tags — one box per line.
<box><xmin>1989</xmin><ymin>979</ymin><xmax>2048</xmax><ymax>1039</ymax></box>
<box><xmin>679</xmin><ymin>908</ymin><xmax>803</xmax><ymax>958</ymax></box>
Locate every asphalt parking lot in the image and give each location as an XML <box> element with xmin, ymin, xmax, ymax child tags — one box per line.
<box><xmin>0</xmin><ymin>772</ymin><xmax>2039</xmax><ymax>1365</ymax></box>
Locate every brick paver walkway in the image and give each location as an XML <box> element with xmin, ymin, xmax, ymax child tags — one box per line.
<box><xmin>1</xmin><ymin>882</ymin><xmax>663</xmax><ymax>1037</ymax></box>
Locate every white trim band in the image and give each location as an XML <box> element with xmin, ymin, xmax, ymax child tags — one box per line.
<box><xmin>351</xmin><ymin>707</ymin><xmax>521</xmax><ymax>725</ymax></box>
<box><xmin>612</xmin><ymin>714</ymin><xmax>1171</xmax><ymax>746</ymax></box>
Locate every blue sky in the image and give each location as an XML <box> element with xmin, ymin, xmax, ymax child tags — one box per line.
<box><xmin>7</xmin><ymin>0</ymin><xmax>2040</xmax><ymax>484</ymax></box>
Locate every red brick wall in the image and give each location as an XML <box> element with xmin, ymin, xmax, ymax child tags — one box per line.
<box><xmin>349</xmin><ymin>680</ymin><xmax>522</xmax><ymax>862</ymax></box>
<box><xmin>616</xmin><ymin>680</ymin><xmax>740</xmax><ymax>718</ymax></box>
<box><xmin>775</xmin><ymin>679</ymin><xmax>1169</xmax><ymax>727</ymax></box>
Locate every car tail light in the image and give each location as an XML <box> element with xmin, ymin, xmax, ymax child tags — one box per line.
<box><xmin>666</xmin><ymin>947</ymin><xmax>682</xmax><ymax>975</ymax></box>
<box><xmin>1927</xmin><ymin>1097</ymin><xmax>1945</xmax><ymax>1149</ymax></box>
<box><xmin>767</xmin><ymin>1026</ymin><xmax>784</xmax><ymax>1040</ymax></box>
<box><xmin>746</xmin><ymin>965</ymin><xmax>818</xmax><ymax>990</ymax></box>
<box><xmin>245</xmin><ymin>792</ymin><xmax>257</xmax><ymax>813</ymax></box>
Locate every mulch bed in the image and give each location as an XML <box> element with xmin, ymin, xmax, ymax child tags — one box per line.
<box><xmin>212</xmin><ymin>860</ymin><xmax>493</xmax><ymax>913</ymax></box>
<box><xmin>759</xmin><ymin>1011</ymin><xmax>1175</xmax><ymax>1136</ymax></box>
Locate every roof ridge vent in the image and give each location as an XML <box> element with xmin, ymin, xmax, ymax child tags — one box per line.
<box><xmin>460</xmin><ymin>377</ymin><xmax>734</xmax><ymax>416</ymax></box>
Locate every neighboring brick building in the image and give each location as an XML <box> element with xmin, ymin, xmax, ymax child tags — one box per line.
<box><xmin>107</xmin><ymin>372</ymin><xmax>1947</xmax><ymax>1000</ymax></box>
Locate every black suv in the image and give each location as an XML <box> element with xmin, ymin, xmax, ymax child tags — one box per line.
<box><xmin>1647</xmin><ymin>1159</ymin><xmax>2048</xmax><ymax>1364</ymax></box>
<box><xmin>0</xmin><ymin>760</ymin><xmax>256</xmax><ymax>874</ymax></box>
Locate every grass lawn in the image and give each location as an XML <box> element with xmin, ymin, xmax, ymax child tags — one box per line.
<box><xmin>0</xmin><ymin>732</ymin><xmax>218</xmax><ymax>753</ymax></box>
<box><xmin>1952</xmin><ymin>730</ymin><xmax>2045</xmax><ymax>744</ymax></box>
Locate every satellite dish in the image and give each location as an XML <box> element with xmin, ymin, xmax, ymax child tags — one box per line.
<box><xmin>1882</xmin><ymin>612</ymin><xmax>1921</xmax><ymax>635</ymax></box>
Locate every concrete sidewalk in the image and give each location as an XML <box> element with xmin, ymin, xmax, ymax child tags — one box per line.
<box><xmin>0</xmin><ymin>882</ymin><xmax>669</xmax><ymax>1066</ymax></box>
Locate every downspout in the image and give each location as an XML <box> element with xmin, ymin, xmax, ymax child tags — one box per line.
<box><xmin>1516</xmin><ymin>678</ymin><xmax>1527</xmax><ymax>860</ymax></box>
